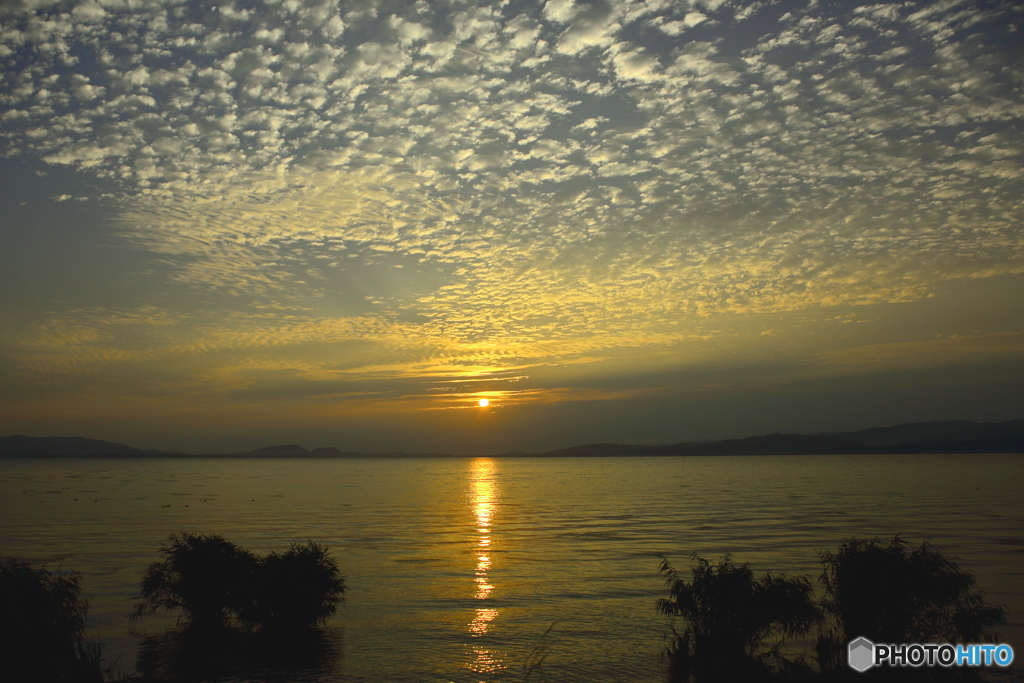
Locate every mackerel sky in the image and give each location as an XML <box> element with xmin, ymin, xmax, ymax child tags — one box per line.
<box><xmin>1</xmin><ymin>0</ymin><xmax>1022</xmax><ymax>453</ymax></box>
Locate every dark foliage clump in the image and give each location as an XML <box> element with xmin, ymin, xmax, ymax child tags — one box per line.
<box><xmin>131</xmin><ymin>533</ymin><xmax>258</xmax><ymax>628</ymax></box>
<box><xmin>132</xmin><ymin>534</ymin><xmax>345</xmax><ymax>633</ymax></box>
<box><xmin>816</xmin><ymin>536</ymin><xmax>1005</xmax><ymax>681</ymax></box>
<box><xmin>657</xmin><ymin>554</ymin><xmax>818</xmax><ymax>682</ymax></box>
<box><xmin>0</xmin><ymin>557</ymin><xmax>106</xmax><ymax>683</ymax></box>
<box><xmin>237</xmin><ymin>541</ymin><xmax>346</xmax><ymax>631</ymax></box>
<box><xmin>656</xmin><ymin>537</ymin><xmax>1007</xmax><ymax>682</ymax></box>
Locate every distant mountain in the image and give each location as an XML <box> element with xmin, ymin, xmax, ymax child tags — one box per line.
<box><xmin>881</xmin><ymin>437</ymin><xmax>1024</xmax><ymax>454</ymax></box>
<box><xmin>0</xmin><ymin>434</ymin><xmax>175</xmax><ymax>456</ymax></box>
<box><xmin>2</xmin><ymin>419</ymin><xmax>1022</xmax><ymax>457</ymax></box>
<box><xmin>534</xmin><ymin>420</ymin><xmax>1024</xmax><ymax>457</ymax></box>
<box><xmin>537</xmin><ymin>433</ymin><xmax>869</xmax><ymax>457</ymax></box>
<box><xmin>819</xmin><ymin>419</ymin><xmax>1024</xmax><ymax>447</ymax></box>
<box><xmin>310</xmin><ymin>446</ymin><xmax>344</xmax><ymax>457</ymax></box>
<box><xmin>248</xmin><ymin>444</ymin><xmax>310</xmax><ymax>457</ymax></box>
<box><xmin>0</xmin><ymin>435</ymin><xmax>453</xmax><ymax>458</ymax></box>
<box><xmin>671</xmin><ymin>433</ymin><xmax>870</xmax><ymax>456</ymax></box>
<box><xmin>236</xmin><ymin>445</ymin><xmax>450</xmax><ymax>458</ymax></box>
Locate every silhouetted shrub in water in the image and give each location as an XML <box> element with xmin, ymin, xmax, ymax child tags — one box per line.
<box><xmin>131</xmin><ymin>536</ymin><xmax>345</xmax><ymax>679</ymax></box>
<box><xmin>816</xmin><ymin>536</ymin><xmax>1005</xmax><ymax>679</ymax></box>
<box><xmin>657</xmin><ymin>554</ymin><xmax>818</xmax><ymax>682</ymax></box>
<box><xmin>237</xmin><ymin>541</ymin><xmax>345</xmax><ymax>631</ymax></box>
<box><xmin>657</xmin><ymin>539</ymin><xmax>1007</xmax><ymax>682</ymax></box>
<box><xmin>133</xmin><ymin>534</ymin><xmax>345</xmax><ymax>635</ymax></box>
<box><xmin>132</xmin><ymin>533</ymin><xmax>258</xmax><ymax>628</ymax></box>
<box><xmin>0</xmin><ymin>557</ymin><xmax>106</xmax><ymax>683</ymax></box>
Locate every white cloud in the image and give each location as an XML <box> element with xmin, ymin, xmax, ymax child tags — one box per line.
<box><xmin>555</xmin><ymin>18</ymin><xmax>620</xmax><ymax>54</ymax></box>
<box><xmin>351</xmin><ymin>41</ymin><xmax>410</xmax><ymax>80</ymax></box>
<box><xmin>543</xmin><ymin>0</ymin><xmax>579</xmax><ymax>24</ymax></box>
<box><xmin>657</xmin><ymin>20</ymin><xmax>685</xmax><ymax>36</ymax></box>
<box><xmin>70</xmin><ymin>2</ymin><xmax>105</xmax><ymax>23</ymax></box>
<box><xmin>389</xmin><ymin>15</ymin><xmax>431</xmax><ymax>45</ymax></box>
<box><xmin>611</xmin><ymin>45</ymin><xmax>662</xmax><ymax>82</ymax></box>
<box><xmin>683</xmin><ymin>11</ymin><xmax>707</xmax><ymax>27</ymax></box>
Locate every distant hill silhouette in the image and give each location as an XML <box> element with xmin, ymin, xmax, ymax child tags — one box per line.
<box><xmin>818</xmin><ymin>418</ymin><xmax>1024</xmax><ymax>446</ymax></box>
<box><xmin>539</xmin><ymin>433</ymin><xmax>871</xmax><ymax>457</ymax></box>
<box><xmin>248</xmin><ymin>444</ymin><xmax>311</xmax><ymax>457</ymax></box>
<box><xmin>533</xmin><ymin>420</ymin><xmax>1024</xmax><ymax>457</ymax></box>
<box><xmin>0</xmin><ymin>435</ymin><xmax>450</xmax><ymax>459</ymax></box>
<box><xmin>2</xmin><ymin>419</ymin><xmax>1023</xmax><ymax>457</ymax></box>
<box><xmin>0</xmin><ymin>434</ymin><xmax>174</xmax><ymax>457</ymax></box>
<box><xmin>310</xmin><ymin>447</ymin><xmax>344</xmax><ymax>457</ymax></box>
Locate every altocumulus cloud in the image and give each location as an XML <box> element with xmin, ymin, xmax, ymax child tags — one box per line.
<box><xmin>2</xmin><ymin>0</ymin><xmax>1023</xmax><ymax>406</ymax></box>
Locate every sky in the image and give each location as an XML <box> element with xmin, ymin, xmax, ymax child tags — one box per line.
<box><xmin>1</xmin><ymin>0</ymin><xmax>1022</xmax><ymax>454</ymax></box>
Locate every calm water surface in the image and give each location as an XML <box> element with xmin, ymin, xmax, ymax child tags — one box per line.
<box><xmin>1</xmin><ymin>455</ymin><xmax>1022</xmax><ymax>681</ymax></box>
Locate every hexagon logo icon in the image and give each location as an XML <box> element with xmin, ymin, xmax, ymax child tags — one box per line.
<box><xmin>848</xmin><ymin>637</ymin><xmax>875</xmax><ymax>672</ymax></box>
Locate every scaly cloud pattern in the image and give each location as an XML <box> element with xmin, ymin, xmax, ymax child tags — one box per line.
<box><xmin>2</xmin><ymin>0</ymin><xmax>1022</xmax><ymax>421</ymax></box>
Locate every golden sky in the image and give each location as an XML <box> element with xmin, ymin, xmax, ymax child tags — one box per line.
<box><xmin>1</xmin><ymin>0</ymin><xmax>1022</xmax><ymax>453</ymax></box>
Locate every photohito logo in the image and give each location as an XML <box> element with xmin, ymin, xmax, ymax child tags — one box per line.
<box><xmin>848</xmin><ymin>637</ymin><xmax>1014</xmax><ymax>671</ymax></box>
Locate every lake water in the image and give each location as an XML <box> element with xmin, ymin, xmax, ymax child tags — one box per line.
<box><xmin>1</xmin><ymin>454</ymin><xmax>1022</xmax><ymax>681</ymax></box>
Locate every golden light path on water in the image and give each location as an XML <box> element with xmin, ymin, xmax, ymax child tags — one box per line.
<box><xmin>468</xmin><ymin>457</ymin><xmax>502</xmax><ymax>678</ymax></box>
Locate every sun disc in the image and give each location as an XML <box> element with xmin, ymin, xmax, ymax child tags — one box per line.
<box><xmin>478</xmin><ymin>398</ymin><xmax>489</xmax><ymax>407</ymax></box>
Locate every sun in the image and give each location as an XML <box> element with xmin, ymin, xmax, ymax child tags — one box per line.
<box><xmin>478</xmin><ymin>398</ymin><xmax>489</xmax><ymax>407</ymax></box>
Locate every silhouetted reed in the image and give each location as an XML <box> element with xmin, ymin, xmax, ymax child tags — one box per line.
<box><xmin>521</xmin><ymin>622</ymin><xmax>556</xmax><ymax>683</ymax></box>
<box><xmin>0</xmin><ymin>557</ymin><xmax>107</xmax><ymax>683</ymax></box>
<box><xmin>658</xmin><ymin>554</ymin><xmax>818</xmax><ymax>682</ymax></box>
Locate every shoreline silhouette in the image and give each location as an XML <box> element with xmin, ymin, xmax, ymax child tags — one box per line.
<box><xmin>2</xmin><ymin>418</ymin><xmax>1023</xmax><ymax>459</ymax></box>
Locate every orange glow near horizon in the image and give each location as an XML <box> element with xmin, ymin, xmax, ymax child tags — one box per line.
<box><xmin>467</xmin><ymin>457</ymin><xmax>502</xmax><ymax>675</ymax></box>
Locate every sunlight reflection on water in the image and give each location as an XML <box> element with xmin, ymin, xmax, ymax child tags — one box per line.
<box><xmin>1</xmin><ymin>454</ymin><xmax>1022</xmax><ymax>682</ymax></box>
<box><xmin>468</xmin><ymin>458</ymin><xmax>502</xmax><ymax>676</ymax></box>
